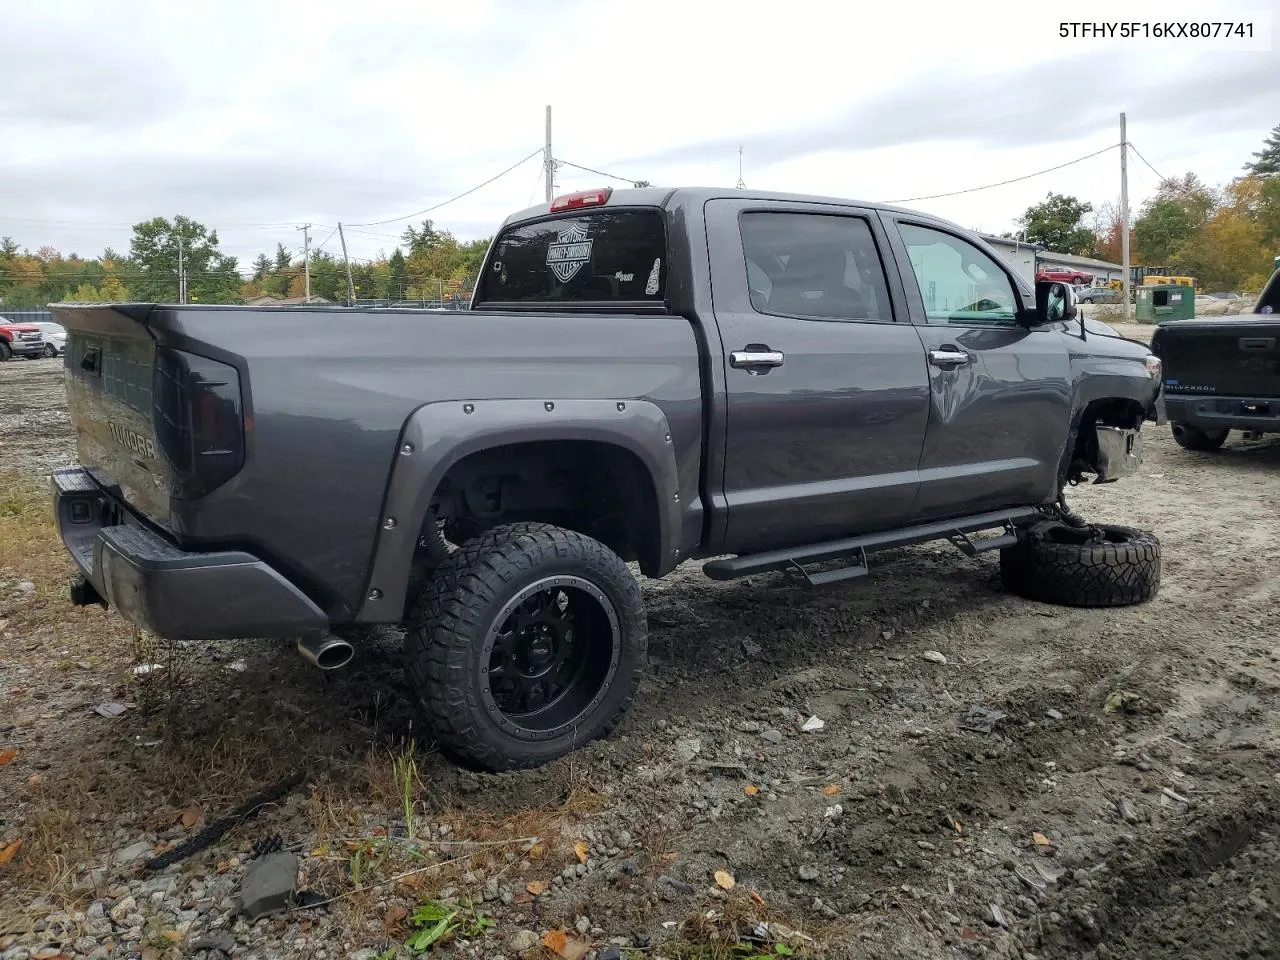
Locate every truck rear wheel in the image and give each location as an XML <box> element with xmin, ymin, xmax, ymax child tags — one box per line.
<box><xmin>1000</xmin><ymin>522</ymin><xmax>1159</xmax><ymax>608</ymax></box>
<box><xmin>404</xmin><ymin>522</ymin><xmax>646</xmax><ymax>771</ymax></box>
<box><xmin>1170</xmin><ymin>423</ymin><xmax>1229</xmax><ymax>451</ymax></box>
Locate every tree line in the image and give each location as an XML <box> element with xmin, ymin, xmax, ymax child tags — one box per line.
<box><xmin>0</xmin><ymin>216</ymin><xmax>491</xmax><ymax>309</ymax></box>
<box><xmin>1006</xmin><ymin>123</ymin><xmax>1280</xmax><ymax>292</ymax></box>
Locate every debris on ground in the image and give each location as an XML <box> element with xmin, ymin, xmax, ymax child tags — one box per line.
<box><xmin>1104</xmin><ymin>689</ymin><xmax>1146</xmax><ymax>714</ymax></box>
<box><xmin>960</xmin><ymin>704</ymin><xmax>1008</xmax><ymax>733</ymax></box>
<box><xmin>239</xmin><ymin>851</ymin><xmax>299</xmax><ymax>920</ymax></box>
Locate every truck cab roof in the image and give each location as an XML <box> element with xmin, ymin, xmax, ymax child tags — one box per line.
<box><xmin>501</xmin><ymin>186</ymin><xmax>952</xmax><ymax>232</ymax></box>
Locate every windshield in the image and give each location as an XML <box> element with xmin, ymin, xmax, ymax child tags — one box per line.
<box><xmin>474</xmin><ymin>209</ymin><xmax>667</xmax><ymax>306</ymax></box>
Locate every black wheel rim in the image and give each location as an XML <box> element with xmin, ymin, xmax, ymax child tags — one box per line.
<box><xmin>481</xmin><ymin>575</ymin><xmax>620</xmax><ymax>735</ymax></box>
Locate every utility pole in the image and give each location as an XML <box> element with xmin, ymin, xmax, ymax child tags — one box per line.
<box><xmin>338</xmin><ymin>222</ymin><xmax>356</xmax><ymax>306</ymax></box>
<box><xmin>544</xmin><ymin>105</ymin><xmax>554</xmax><ymax>203</ymax></box>
<box><xmin>296</xmin><ymin>224</ymin><xmax>312</xmax><ymax>303</ymax></box>
<box><xmin>176</xmin><ymin>231</ymin><xmax>185</xmax><ymax>304</ymax></box>
<box><xmin>1120</xmin><ymin>112</ymin><xmax>1131</xmax><ymax>322</ymax></box>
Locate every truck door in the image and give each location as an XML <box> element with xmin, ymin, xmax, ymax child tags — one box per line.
<box><xmin>877</xmin><ymin>214</ymin><xmax>1072</xmax><ymax>519</ymax></box>
<box><xmin>705</xmin><ymin>198</ymin><xmax>932</xmax><ymax>555</ymax></box>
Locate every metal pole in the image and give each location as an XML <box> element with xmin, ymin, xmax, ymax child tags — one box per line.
<box><xmin>176</xmin><ymin>230</ymin><xmax>185</xmax><ymax>304</ymax></box>
<box><xmin>297</xmin><ymin>224</ymin><xmax>312</xmax><ymax>302</ymax></box>
<box><xmin>1120</xmin><ymin>113</ymin><xmax>1131</xmax><ymax>322</ymax></box>
<box><xmin>338</xmin><ymin>222</ymin><xmax>356</xmax><ymax>306</ymax></box>
<box><xmin>544</xmin><ymin>105</ymin><xmax>553</xmax><ymax>203</ymax></box>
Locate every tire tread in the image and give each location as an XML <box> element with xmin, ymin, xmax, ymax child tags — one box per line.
<box><xmin>404</xmin><ymin>522</ymin><xmax>646</xmax><ymax>771</ymax></box>
<box><xmin>1000</xmin><ymin>523</ymin><xmax>1160</xmax><ymax>608</ymax></box>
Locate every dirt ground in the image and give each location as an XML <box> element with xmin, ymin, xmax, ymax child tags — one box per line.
<box><xmin>1</xmin><ymin>345</ymin><xmax>1278</xmax><ymax>960</ymax></box>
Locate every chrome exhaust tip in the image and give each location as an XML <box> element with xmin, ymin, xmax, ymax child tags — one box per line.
<box><xmin>297</xmin><ymin>632</ymin><xmax>355</xmax><ymax>670</ymax></box>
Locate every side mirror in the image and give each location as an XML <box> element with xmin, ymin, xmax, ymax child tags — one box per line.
<box><xmin>1034</xmin><ymin>279</ymin><xmax>1078</xmax><ymax>326</ymax></box>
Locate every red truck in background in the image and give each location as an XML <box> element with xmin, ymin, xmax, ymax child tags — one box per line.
<box><xmin>1036</xmin><ymin>267</ymin><xmax>1093</xmax><ymax>285</ymax></box>
<box><xmin>0</xmin><ymin>319</ymin><xmax>46</xmax><ymax>361</ymax></box>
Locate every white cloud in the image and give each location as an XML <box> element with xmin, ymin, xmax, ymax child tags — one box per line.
<box><xmin>1</xmin><ymin>0</ymin><xmax>1275</xmax><ymax>267</ymax></box>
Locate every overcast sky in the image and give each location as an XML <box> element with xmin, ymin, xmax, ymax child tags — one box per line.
<box><xmin>2</xmin><ymin>0</ymin><xmax>1276</xmax><ymax>270</ymax></box>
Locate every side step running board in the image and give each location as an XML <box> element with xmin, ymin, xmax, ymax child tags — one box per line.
<box><xmin>702</xmin><ymin>507</ymin><xmax>1039</xmax><ymax>585</ymax></box>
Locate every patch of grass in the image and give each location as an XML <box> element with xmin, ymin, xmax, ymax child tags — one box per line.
<box><xmin>403</xmin><ymin>898</ymin><xmax>495</xmax><ymax>954</ymax></box>
<box><xmin>392</xmin><ymin>740</ymin><xmax>424</xmax><ymax>840</ymax></box>
<box><xmin>661</xmin><ymin>894</ymin><xmax>830</xmax><ymax>960</ymax></box>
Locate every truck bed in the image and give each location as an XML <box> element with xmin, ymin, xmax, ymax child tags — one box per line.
<box><xmin>52</xmin><ymin>303</ymin><xmax>705</xmax><ymax>619</ymax></box>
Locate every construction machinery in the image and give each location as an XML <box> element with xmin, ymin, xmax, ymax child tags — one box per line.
<box><xmin>1131</xmin><ymin>265</ymin><xmax>1198</xmax><ymax>292</ymax></box>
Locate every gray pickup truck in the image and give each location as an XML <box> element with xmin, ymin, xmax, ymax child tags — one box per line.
<box><xmin>50</xmin><ymin>186</ymin><xmax>1166</xmax><ymax>771</ymax></box>
<box><xmin>1150</xmin><ymin>267</ymin><xmax>1280</xmax><ymax>450</ymax></box>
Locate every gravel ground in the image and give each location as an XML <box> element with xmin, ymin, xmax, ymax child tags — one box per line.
<box><xmin>1</xmin><ymin>352</ymin><xmax>1278</xmax><ymax>960</ymax></box>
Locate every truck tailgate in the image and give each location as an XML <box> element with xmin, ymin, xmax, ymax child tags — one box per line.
<box><xmin>55</xmin><ymin>304</ymin><xmax>244</xmax><ymax>530</ymax></box>
<box><xmin>1152</xmin><ymin>319</ymin><xmax>1280</xmax><ymax>399</ymax></box>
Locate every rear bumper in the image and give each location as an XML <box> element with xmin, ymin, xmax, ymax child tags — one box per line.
<box><xmin>51</xmin><ymin>467</ymin><xmax>328</xmax><ymax>640</ymax></box>
<box><xmin>1165</xmin><ymin>394</ymin><xmax>1280</xmax><ymax>433</ymax></box>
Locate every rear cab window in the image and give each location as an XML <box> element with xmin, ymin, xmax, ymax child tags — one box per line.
<box><xmin>739</xmin><ymin>211</ymin><xmax>894</xmax><ymax>322</ymax></box>
<box><xmin>473</xmin><ymin>209</ymin><xmax>667</xmax><ymax>306</ymax></box>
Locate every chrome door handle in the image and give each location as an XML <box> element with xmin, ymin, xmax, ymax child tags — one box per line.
<box><xmin>730</xmin><ymin>350</ymin><xmax>785</xmax><ymax>368</ymax></box>
<box><xmin>928</xmin><ymin>348</ymin><xmax>972</xmax><ymax>367</ymax></box>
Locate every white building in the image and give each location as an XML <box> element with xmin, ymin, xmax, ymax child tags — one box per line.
<box><xmin>1036</xmin><ymin>251</ymin><xmax>1125</xmax><ymax>284</ymax></box>
<box><xmin>977</xmin><ymin>235</ymin><xmax>1124</xmax><ymax>286</ymax></box>
<box><xmin>978</xmin><ymin>234</ymin><xmax>1040</xmax><ymax>286</ymax></box>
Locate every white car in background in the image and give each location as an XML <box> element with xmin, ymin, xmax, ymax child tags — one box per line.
<box><xmin>35</xmin><ymin>322</ymin><xmax>66</xmax><ymax>357</ymax></box>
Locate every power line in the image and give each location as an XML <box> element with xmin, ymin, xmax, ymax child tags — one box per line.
<box><xmin>343</xmin><ymin>227</ymin><xmax>411</xmax><ymax>242</ymax></box>
<box><xmin>347</xmin><ymin>149</ymin><xmax>544</xmax><ymax>227</ymax></box>
<box><xmin>527</xmin><ymin>157</ymin><xmax>549</xmax><ymax>206</ymax></box>
<box><xmin>881</xmin><ymin>144</ymin><xmax>1120</xmax><ymax>204</ymax></box>
<box><xmin>313</xmin><ymin>226</ymin><xmax>340</xmax><ymax>252</ymax></box>
<box><xmin>1127</xmin><ymin>141</ymin><xmax>1167</xmax><ymax>184</ymax></box>
<box><xmin>555</xmin><ymin>159</ymin><xmax>644</xmax><ymax>186</ymax></box>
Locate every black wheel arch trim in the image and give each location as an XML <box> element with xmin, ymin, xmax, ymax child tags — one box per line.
<box><xmin>355</xmin><ymin>398</ymin><xmax>690</xmax><ymax>623</ymax></box>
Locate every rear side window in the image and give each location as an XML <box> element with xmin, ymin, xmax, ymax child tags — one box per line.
<box><xmin>474</xmin><ymin>210</ymin><xmax>667</xmax><ymax>305</ymax></box>
<box><xmin>739</xmin><ymin>212</ymin><xmax>894</xmax><ymax>322</ymax></box>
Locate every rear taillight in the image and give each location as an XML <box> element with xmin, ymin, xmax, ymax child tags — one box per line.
<box><xmin>153</xmin><ymin>347</ymin><xmax>245</xmax><ymax>499</ymax></box>
<box><xmin>550</xmin><ymin>188</ymin><xmax>612</xmax><ymax>212</ymax></box>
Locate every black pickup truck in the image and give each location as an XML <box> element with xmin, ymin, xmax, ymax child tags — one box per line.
<box><xmin>1150</xmin><ymin>267</ymin><xmax>1280</xmax><ymax>450</ymax></box>
<box><xmin>50</xmin><ymin>186</ymin><xmax>1166</xmax><ymax>770</ymax></box>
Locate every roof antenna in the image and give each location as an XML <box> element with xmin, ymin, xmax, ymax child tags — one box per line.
<box><xmin>736</xmin><ymin>144</ymin><xmax>746</xmax><ymax>190</ymax></box>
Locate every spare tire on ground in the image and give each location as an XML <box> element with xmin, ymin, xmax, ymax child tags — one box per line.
<box><xmin>1000</xmin><ymin>522</ymin><xmax>1160</xmax><ymax>608</ymax></box>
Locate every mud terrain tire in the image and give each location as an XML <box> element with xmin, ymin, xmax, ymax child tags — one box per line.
<box><xmin>1171</xmin><ymin>423</ymin><xmax>1229</xmax><ymax>451</ymax></box>
<box><xmin>1000</xmin><ymin>522</ymin><xmax>1160</xmax><ymax>608</ymax></box>
<box><xmin>402</xmin><ymin>519</ymin><xmax>459</xmax><ymax>617</ymax></box>
<box><xmin>405</xmin><ymin>522</ymin><xmax>646</xmax><ymax>771</ymax></box>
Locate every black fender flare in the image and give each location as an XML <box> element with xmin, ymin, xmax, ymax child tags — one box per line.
<box><xmin>354</xmin><ymin>398</ymin><xmax>682</xmax><ymax>622</ymax></box>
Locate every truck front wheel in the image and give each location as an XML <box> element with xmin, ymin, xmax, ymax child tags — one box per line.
<box><xmin>1170</xmin><ymin>423</ymin><xmax>1229</xmax><ymax>451</ymax></box>
<box><xmin>404</xmin><ymin>522</ymin><xmax>646</xmax><ymax>771</ymax></box>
